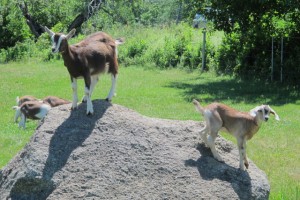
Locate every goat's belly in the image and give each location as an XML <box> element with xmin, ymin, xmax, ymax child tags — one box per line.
<box><xmin>90</xmin><ymin>64</ymin><xmax>109</xmax><ymax>75</ymax></box>
<box><xmin>73</xmin><ymin>76</ymin><xmax>84</xmax><ymax>79</ymax></box>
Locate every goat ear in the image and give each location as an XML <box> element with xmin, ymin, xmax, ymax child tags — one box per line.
<box><xmin>66</xmin><ymin>29</ymin><xmax>76</xmax><ymax>40</ymax></box>
<box><xmin>250</xmin><ymin>106</ymin><xmax>262</xmax><ymax>117</ymax></box>
<box><xmin>44</xmin><ymin>26</ymin><xmax>55</xmax><ymax>37</ymax></box>
<box><xmin>269</xmin><ymin>106</ymin><xmax>280</xmax><ymax>121</ymax></box>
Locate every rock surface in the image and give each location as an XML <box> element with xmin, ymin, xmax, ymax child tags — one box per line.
<box><xmin>0</xmin><ymin>100</ymin><xmax>270</xmax><ymax>199</ymax></box>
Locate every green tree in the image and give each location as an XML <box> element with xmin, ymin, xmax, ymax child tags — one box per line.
<box><xmin>200</xmin><ymin>0</ymin><xmax>300</xmax><ymax>84</ymax></box>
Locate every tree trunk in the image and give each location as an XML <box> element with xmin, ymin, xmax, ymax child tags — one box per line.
<box><xmin>18</xmin><ymin>0</ymin><xmax>103</xmax><ymax>37</ymax></box>
<box><xmin>68</xmin><ymin>0</ymin><xmax>102</xmax><ymax>32</ymax></box>
<box><xmin>18</xmin><ymin>2</ymin><xmax>44</xmax><ymax>38</ymax></box>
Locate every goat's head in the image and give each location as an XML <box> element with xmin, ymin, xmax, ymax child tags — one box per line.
<box><xmin>250</xmin><ymin>105</ymin><xmax>280</xmax><ymax>122</ymax></box>
<box><xmin>44</xmin><ymin>27</ymin><xmax>76</xmax><ymax>53</ymax></box>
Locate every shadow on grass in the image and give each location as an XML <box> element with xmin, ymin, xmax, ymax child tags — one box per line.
<box><xmin>167</xmin><ymin>75</ymin><xmax>300</xmax><ymax>106</ymax></box>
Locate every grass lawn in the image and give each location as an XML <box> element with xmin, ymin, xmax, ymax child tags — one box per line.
<box><xmin>0</xmin><ymin>60</ymin><xmax>299</xmax><ymax>199</ymax></box>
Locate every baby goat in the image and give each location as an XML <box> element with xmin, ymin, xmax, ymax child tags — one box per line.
<box><xmin>13</xmin><ymin>101</ymin><xmax>51</xmax><ymax>129</ymax></box>
<box><xmin>44</xmin><ymin>27</ymin><xmax>124</xmax><ymax>115</ymax></box>
<box><xmin>16</xmin><ymin>95</ymin><xmax>39</xmax><ymax>106</ymax></box>
<box><xmin>192</xmin><ymin>99</ymin><xmax>280</xmax><ymax>170</ymax></box>
<box><xmin>14</xmin><ymin>95</ymin><xmax>40</xmax><ymax>123</ymax></box>
<box><xmin>42</xmin><ymin>96</ymin><xmax>71</xmax><ymax>107</ymax></box>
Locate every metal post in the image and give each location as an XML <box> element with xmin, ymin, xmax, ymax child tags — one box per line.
<box><xmin>201</xmin><ymin>28</ymin><xmax>206</xmax><ymax>71</ymax></box>
<box><xmin>176</xmin><ymin>2</ymin><xmax>182</xmax><ymax>25</ymax></box>
<box><xmin>280</xmin><ymin>37</ymin><xmax>283</xmax><ymax>83</ymax></box>
<box><xmin>271</xmin><ymin>37</ymin><xmax>274</xmax><ymax>82</ymax></box>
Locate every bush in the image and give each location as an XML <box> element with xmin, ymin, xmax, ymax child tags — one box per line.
<box><xmin>0</xmin><ymin>23</ymin><xmax>221</xmax><ymax>73</ymax></box>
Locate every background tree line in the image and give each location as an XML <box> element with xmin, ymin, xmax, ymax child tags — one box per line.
<box><xmin>1</xmin><ymin>0</ymin><xmax>300</xmax><ymax>85</ymax></box>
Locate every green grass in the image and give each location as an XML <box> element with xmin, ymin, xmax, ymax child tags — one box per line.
<box><xmin>0</xmin><ymin>60</ymin><xmax>299</xmax><ymax>199</ymax></box>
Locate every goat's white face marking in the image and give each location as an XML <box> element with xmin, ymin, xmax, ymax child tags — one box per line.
<box><xmin>259</xmin><ymin>105</ymin><xmax>277</xmax><ymax>122</ymax></box>
<box><xmin>51</xmin><ymin>34</ymin><xmax>66</xmax><ymax>53</ymax></box>
<box><xmin>261</xmin><ymin>106</ymin><xmax>271</xmax><ymax>122</ymax></box>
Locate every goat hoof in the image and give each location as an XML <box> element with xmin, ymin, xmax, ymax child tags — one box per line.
<box><xmin>244</xmin><ymin>163</ymin><xmax>249</xmax><ymax>169</ymax></box>
<box><xmin>86</xmin><ymin>111</ymin><xmax>94</xmax><ymax>116</ymax></box>
<box><xmin>239</xmin><ymin>167</ymin><xmax>246</xmax><ymax>171</ymax></box>
<box><xmin>71</xmin><ymin>106</ymin><xmax>78</xmax><ymax>111</ymax></box>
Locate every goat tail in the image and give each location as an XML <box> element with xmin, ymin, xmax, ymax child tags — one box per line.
<box><xmin>192</xmin><ymin>99</ymin><xmax>205</xmax><ymax>115</ymax></box>
<box><xmin>12</xmin><ymin>106</ymin><xmax>21</xmax><ymax>123</ymax></box>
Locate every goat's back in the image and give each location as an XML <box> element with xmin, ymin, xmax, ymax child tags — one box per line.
<box><xmin>18</xmin><ymin>95</ymin><xmax>39</xmax><ymax>106</ymax></box>
<box><xmin>206</xmin><ymin>103</ymin><xmax>257</xmax><ymax>133</ymax></box>
<box><xmin>42</xmin><ymin>96</ymin><xmax>71</xmax><ymax>107</ymax></box>
<box><xmin>77</xmin><ymin>32</ymin><xmax>116</xmax><ymax>47</ymax></box>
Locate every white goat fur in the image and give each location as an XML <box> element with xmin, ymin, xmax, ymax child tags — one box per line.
<box><xmin>193</xmin><ymin>99</ymin><xmax>280</xmax><ymax>170</ymax></box>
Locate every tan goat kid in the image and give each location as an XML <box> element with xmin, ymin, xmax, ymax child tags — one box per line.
<box><xmin>193</xmin><ymin>99</ymin><xmax>280</xmax><ymax>170</ymax></box>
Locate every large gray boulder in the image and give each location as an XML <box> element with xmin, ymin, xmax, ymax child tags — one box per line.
<box><xmin>0</xmin><ymin>100</ymin><xmax>270</xmax><ymax>199</ymax></box>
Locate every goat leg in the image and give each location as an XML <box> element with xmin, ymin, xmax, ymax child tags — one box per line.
<box><xmin>84</xmin><ymin>76</ymin><xmax>94</xmax><ymax>115</ymax></box>
<box><xmin>106</xmin><ymin>74</ymin><xmax>117</xmax><ymax>101</ymax></box>
<box><xmin>71</xmin><ymin>77</ymin><xmax>78</xmax><ymax>110</ymax></box>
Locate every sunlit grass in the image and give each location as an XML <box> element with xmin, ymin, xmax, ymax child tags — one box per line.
<box><xmin>0</xmin><ymin>60</ymin><xmax>299</xmax><ymax>199</ymax></box>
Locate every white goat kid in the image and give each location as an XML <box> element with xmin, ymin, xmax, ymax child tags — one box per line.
<box><xmin>44</xmin><ymin>27</ymin><xmax>124</xmax><ymax>115</ymax></box>
<box><xmin>193</xmin><ymin>99</ymin><xmax>280</xmax><ymax>170</ymax></box>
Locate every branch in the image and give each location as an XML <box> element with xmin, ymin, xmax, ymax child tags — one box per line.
<box><xmin>18</xmin><ymin>2</ymin><xmax>44</xmax><ymax>38</ymax></box>
<box><xmin>68</xmin><ymin>0</ymin><xmax>102</xmax><ymax>32</ymax></box>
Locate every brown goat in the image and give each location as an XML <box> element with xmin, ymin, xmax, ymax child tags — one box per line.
<box><xmin>16</xmin><ymin>95</ymin><xmax>39</xmax><ymax>106</ymax></box>
<box><xmin>42</xmin><ymin>96</ymin><xmax>71</xmax><ymax>107</ymax></box>
<box><xmin>14</xmin><ymin>95</ymin><xmax>40</xmax><ymax>122</ymax></box>
<box><xmin>44</xmin><ymin>27</ymin><xmax>124</xmax><ymax>115</ymax></box>
<box><xmin>13</xmin><ymin>101</ymin><xmax>51</xmax><ymax>129</ymax></box>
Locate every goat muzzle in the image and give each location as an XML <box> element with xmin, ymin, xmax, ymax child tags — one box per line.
<box><xmin>264</xmin><ymin>117</ymin><xmax>269</xmax><ymax>122</ymax></box>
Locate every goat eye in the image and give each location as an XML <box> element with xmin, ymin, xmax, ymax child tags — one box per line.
<box><xmin>264</xmin><ymin>109</ymin><xmax>268</xmax><ymax>113</ymax></box>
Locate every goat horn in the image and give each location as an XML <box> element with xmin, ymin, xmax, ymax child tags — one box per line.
<box><xmin>44</xmin><ymin>26</ymin><xmax>55</xmax><ymax>37</ymax></box>
<box><xmin>66</xmin><ymin>29</ymin><xmax>76</xmax><ymax>40</ymax></box>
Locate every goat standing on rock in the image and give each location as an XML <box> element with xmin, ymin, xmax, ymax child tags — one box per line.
<box><xmin>193</xmin><ymin>99</ymin><xmax>280</xmax><ymax>170</ymax></box>
<box><xmin>45</xmin><ymin>27</ymin><xmax>124</xmax><ymax>115</ymax></box>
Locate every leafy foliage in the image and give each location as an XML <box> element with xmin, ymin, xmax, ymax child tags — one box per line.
<box><xmin>1</xmin><ymin>0</ymin><xmax>300</xmax><ymax>85</ymax></box>
<box><xmin>201</xmin><ymin>0</ymin><xmax>300</xmax><ymax>85</ymax></box>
